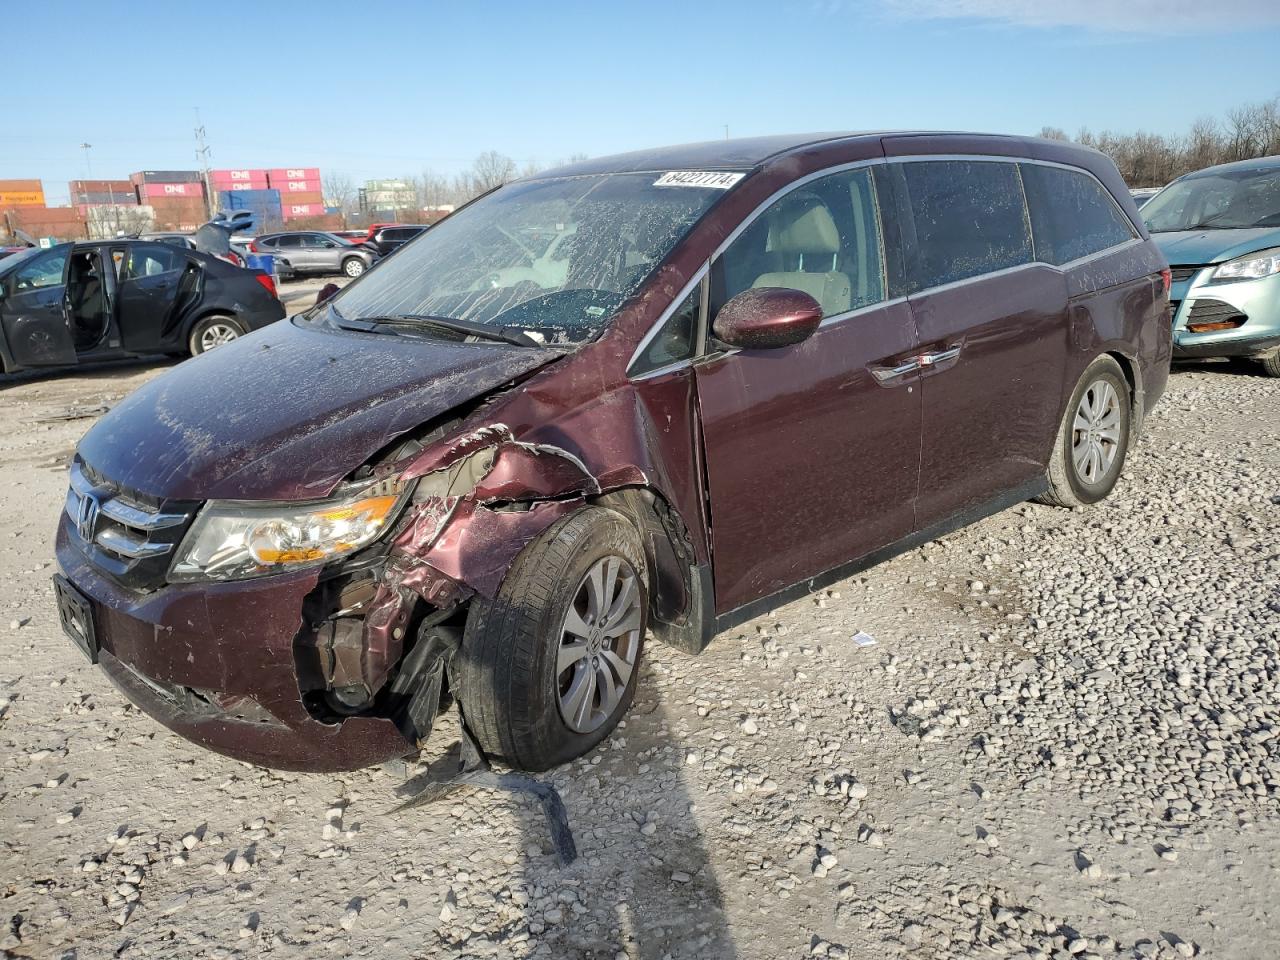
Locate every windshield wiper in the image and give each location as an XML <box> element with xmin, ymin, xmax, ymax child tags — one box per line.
<box><xmin>395</xmin><ymin>314</ymin><xmax>545</xmax><ymax>348</ymax></box>
<box><xmin>336</xmin><ymin>311</ymin><xmax>543</xmax><ymax>348</ymax></box>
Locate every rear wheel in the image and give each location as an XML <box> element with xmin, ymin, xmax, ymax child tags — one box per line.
<box><xmin>1038</xmin><ymin>355</ymin><xmax>1131</xmax><ymax>508</ymax></box>
<box><xmin>342</xmin><ymin>257</ymin><xmax>366</xmax><ymax>278</ymax></box>
<box><xmin>456</xmin><ymin>507</ymin><xmax>647</xmax><ymax>771</ymax></box>
<box><xmin>188</xmin><ymin>315</ymin><xmax>245</xmax><ymax>356</ymax></box>
<box><xmin>1258</xmin><ymin>350</ymin><xmax>1280</xmax><ymax>377</ymax></box>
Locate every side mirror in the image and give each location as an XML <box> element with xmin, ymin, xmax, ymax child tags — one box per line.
<box><xmin>315</xmin><ymin>282</ymin><xmax>340</xmax><ymax>305</ymax></box>
<box><xmin>711</xmin><ymin>287</ymin><xmax>823</xmax><ymax>350</ymax></box>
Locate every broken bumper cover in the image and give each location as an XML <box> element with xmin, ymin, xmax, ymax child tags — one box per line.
<box><xmin>56</xmin><ymin>519</ymin><xmax>413</xmax><ymax>772</ymax></box>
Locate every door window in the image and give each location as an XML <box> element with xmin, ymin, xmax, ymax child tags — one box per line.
<box><xmin>123</xmin><ymin>244</ymin><xmax>184</xmax><ymax>280</ymax></box>
<box><xmin>711</xmin><ymin>166</ymin><xmax>886</xmax><ymax>320</ymax></box>
<box><xmin>898</xmin><ymin>160</ymin><xmax>1033</xmax><ymax>291</ymax></box>
<box><xmin>273</xmin><ymin>235</ymin><xmax>301</xmax><ymax>249</ymax></box>
<box><xmin>301</xmin><ymin>234</ymin><xmax>336</xmax><ymax>248</ymax></box>
<box><xmin>1020</xmin><ymin>163</ymin><xmax>1137</xmax><ymax>265</ymax></box>
<box><xmin>630</xmin><ymin>282</ymin><xmax>700</xmax><ymax>376</ymax></box>
<box><xmin>11</xmin><ymin>251</ymin><xmax>68</xmax><ymax>291</ymax></box>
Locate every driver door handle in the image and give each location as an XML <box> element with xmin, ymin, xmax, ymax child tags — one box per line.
<box><xmin>918</xmin><ymin>346</ymin><xmax>961</xmax><ymax>366</ymax></box>
<box><xmin>870</xmin><ymin>358</ymin><xmax>920</xmax><ymax>383</ymax></box>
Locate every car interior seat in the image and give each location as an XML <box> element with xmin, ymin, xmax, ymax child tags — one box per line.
<box><xmin>751</xmin><ymin>196</ymin><xmax>852</xmax><ymax>316</ymax></box>
<box><xmin>67</xmin><ymin>253</ymin><xmax>107</xmax><ymax>351</ymax></box>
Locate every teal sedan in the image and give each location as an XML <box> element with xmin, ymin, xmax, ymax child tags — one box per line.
<box><xmin>1143</xmin><ymin>155</ymin><xmax>1280</xmax><ymax>376</ymax></box>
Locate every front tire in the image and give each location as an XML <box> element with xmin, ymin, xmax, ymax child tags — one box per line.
<box><xmin>1038</xmin><ymin>355</ymin><xmax>1131</xmax><ymax>508</ymax></box>
<box><xmin>342</xmin><ymin>257</ymin><xmax>366</xmax><ymax>278</ymax></box>
<box><xmin>1258</xmin><ymin>350</ymin><xmax>1280</xmax><ymax>377</ymax></box>
<box><xmin>188</xmin><ymin>315</ymin><xmax>245</xmax><ymax>356</ymax></box>
<box><xmin>456</xmin><ymin>507</ymin><xmax>647</xmax><ymax>772</ymax></box>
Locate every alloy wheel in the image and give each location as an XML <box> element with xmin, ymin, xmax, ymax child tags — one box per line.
<box><xmin>1071</xmin><ymin>378</ymin><xmax>1122</xmax><ymax>484</ymax></box>
<box><xmin>199</xmin><ymin>322</ymin><xmax>240</xmax><ymax>352</ymax></box>
<box><xmin>556</xmin><ymin>556</ymin><xmax>643</xmax><ymax>734</ymax></box>
<box><xmin>344</xmin><ymin>259</ymin><xmax>365</xmax><ymax>277</ymax></box>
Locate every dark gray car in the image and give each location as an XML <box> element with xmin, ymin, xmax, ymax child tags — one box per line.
<box><xmin>252</xmin><ymin>231</ymin><xmax>378</xmax><ymax>279</ymax></box>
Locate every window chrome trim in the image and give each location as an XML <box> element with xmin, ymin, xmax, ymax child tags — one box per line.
<box><xmin>627</xmin><ymin>263</ymin><xmax>708</xmax><ymax>381</ymax></box>
<box><xmin>818</xmin><ymin>295</ymin><xmax>908</xmax><ymax>329</ymax></box>
<box><xmin>627</xmin><ymin>151</ymin><xmax>1150</xmax><ymax>375</ymax></box>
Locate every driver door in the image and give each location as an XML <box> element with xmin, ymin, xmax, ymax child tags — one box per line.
<box><xmin>1</xmin><ymin>246</ymin><xmax>77</xmax><ymax>367</ymax></box>
<box><xmin>691</xmin><ymin>166</ymin><xmax>923</xmax><ymax>614</ymax></box>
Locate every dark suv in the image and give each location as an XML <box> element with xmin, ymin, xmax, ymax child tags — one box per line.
<box><xmin>366</xmin><ymin>224</ymin><xmax>428</xmax><ymax>257</ymax></box>
<box><xmin>54</xmin><ymin>132</ymin><xmax>1170</xmax><ymax>773</ymax></box>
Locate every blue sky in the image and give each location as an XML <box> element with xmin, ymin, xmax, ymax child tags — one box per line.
<box><xmin>5</xmin><ymin>0</ymin><xmax>1279</xmax><ymax>204</ymax></box>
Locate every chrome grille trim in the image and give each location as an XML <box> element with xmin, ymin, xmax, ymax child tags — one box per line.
<box><xmin>95</xmin><ymin>527</ymin><xmax>176</xmax><ymax>559</ymax></box>
<box><xmin>69</xmin><ymin>461</ymin><xmax>189</xmax><ymax>530</ymax></box>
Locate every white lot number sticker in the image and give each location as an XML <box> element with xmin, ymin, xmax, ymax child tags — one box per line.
<box><xmin>654</xmin><ymin>171</ymin><xmax>744</xmax><ymax>189</ymax></box>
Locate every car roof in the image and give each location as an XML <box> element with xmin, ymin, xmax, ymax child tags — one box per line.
<box><xmin>523</xmin><ymin>131</ymin><xmax>1079</xmax><ymax>179</ymax></box>
<box><xmin>1181</xmin><ymin>154</ymin><xmax>1280</xmax><ymax>179</ymax></box>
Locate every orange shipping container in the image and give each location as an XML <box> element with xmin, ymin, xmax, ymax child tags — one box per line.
<box><xmin>0</xmin><ymin>179</ymin><xmax>42</xmax><ymax>192</ymax></box>
<box><xmin>0</xmin><ymin>191</ymin><xmax>47</xmax><ymax>207</ymax></box>
<box><xmin>278</xmin><ymin>190</ymin><xmax>323</xmax><ymax>205</ymax></box>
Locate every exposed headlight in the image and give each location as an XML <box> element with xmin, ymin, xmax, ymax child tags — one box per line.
<box><xmin>169</xmin><ymin>478</ymin><xmax>408</xmax><ymax>582</ymax></box>
<box><xmin>1210</xmin><ymin>247</ymin><xmax>1280</xmax><ymax>283</ymax></box>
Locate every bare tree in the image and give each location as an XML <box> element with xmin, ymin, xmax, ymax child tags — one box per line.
<box><xmin>471</xmin><ymin>151</ymin><xmax>517</xmax><ymax>193</ymax></box>
<box><xmin>1041</xmin><ymin>95</ymin><xmax>1280</xmax><ymax>186</ymax></box>
<box><xmin>322</xmin><ymin>172</ymin><xmax>356</xmax><ymax>213</ymax></box>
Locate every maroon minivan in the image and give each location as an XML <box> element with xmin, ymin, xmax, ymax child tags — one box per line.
<box><xmin>54</xmin><ymin>133</ymin><xmax>1171</xmax><ymax>772</ymax></box>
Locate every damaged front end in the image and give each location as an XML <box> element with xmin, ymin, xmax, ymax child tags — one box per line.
<box><xmin>293</xmin><ymin>424</ymin><xmax>601</xmax><ymax>750</ymax></box>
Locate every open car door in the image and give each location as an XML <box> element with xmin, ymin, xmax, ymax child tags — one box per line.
<box><xmin>1</xmin><ymin>245</ymin><xmax>78</xmax><ymax>367</ymax></box>
<box><xmin>115</xmin><ymin>243</ymin><xmax>199</xmax><ymax>352</ymax></box>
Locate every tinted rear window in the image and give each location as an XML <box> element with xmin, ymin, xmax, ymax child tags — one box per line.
<box><xmin>1021</xmin><ymin>164</ymin><xmax>1136</xmax><ymax>265</ymax></box>
<box><xmin>898</xmin><ymin>160</ymin><xmax>1032</xmax><ymax>292</ymax></box>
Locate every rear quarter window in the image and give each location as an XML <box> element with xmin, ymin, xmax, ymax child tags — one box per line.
<box><xmin>898</xmin><ymin>160</ymin><xmax>1033</xmax><ymax>292</ymax></box>
<box><xmin>1021</xmin><ymin>163</ymin><xmax>1137</xmax><ymax>265</ymax></box>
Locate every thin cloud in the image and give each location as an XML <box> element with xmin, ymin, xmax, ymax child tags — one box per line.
<box><xmin>879</xmin><ymin>0</ymin><xmax>1280</xmax><ymax>32</ymax></box>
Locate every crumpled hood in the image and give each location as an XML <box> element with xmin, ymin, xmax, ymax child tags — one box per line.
<box><xmin>77</xmin><ymin>319</ymin><xmax>560</xmax><ymax>501</ymax></box>
<box><xmin>1152</xmin><ymin>227</ymin><xmax>1280</xmax><ymax>266</ymax></box>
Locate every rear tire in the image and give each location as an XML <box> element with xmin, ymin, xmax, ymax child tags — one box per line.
<box><xmin>1259</xmin><ymin>350</ymin><xmax>1280</xmax><ymax>377</ymax></box>
<box><xmin>456</xmin><ymin>507</ymin><xmax>647</xmax><ymax>772</ymax></box>
<box><xmin>1037</xmin><ymin>355</ymin><xmax>1131</xmax><ymax>508</ymax></box>
<box><xmin>188</xmin><ymin>315</ymin><xmax>245</xmax><ymax>356</ymax></box>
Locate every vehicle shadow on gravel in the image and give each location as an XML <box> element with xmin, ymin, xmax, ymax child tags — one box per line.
<box><xmin>1</xmin><ymin>355</ymin><xmax>179</xmax><ymax>389</ymax></box>
<box><xmin>453</xmin><ymin>677</ymin><xmax>739</xmax><ymax>959</ymax></box>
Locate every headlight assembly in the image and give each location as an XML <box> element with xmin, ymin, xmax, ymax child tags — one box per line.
<box><xmin>1210</xmin><ymin>247</ymin><xmax>1280</xmax><ymax>283</ymax></box>
<box><xmin>169</xmin><ymin>477</ymin><xmax>409</xmax><ymax>582</ymax></box>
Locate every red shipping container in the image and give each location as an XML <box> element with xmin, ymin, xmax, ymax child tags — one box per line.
<box><xmin>278</xmin><ymin>190</ymin><xmax>323</xmax><ymax>205</ymax></box>
<box><xmin>268</xmin><ymin>167</ymin><xmax>320</xmax><ymax>183</ymax></box>
<box><xmin>69</xmin><ymin>179</ymin><xmax>134</xmax><ymax>195</ymax></box>
<box><xmin>219</xmin><ymin>178</ymin><xmax>270</xmax><ymax>191</ymax></box>
<box><xmin>282</xmin><ymin>202</ymin><xmax>325</xmax><ymax>218</ymax></box>
<box><xmin>139</xmin><ymin>182</ymin><xmax>204</xmax><ymax>199</ymax></box>
<box><xmin>211</xmin><ymin>168</ymin><xmax>268</xmax><ymax>184</ymax></box>
<box><xmin>279</xmin><ymin>178</ymin><xmax>323</xmax><ymax>194</ymax></box>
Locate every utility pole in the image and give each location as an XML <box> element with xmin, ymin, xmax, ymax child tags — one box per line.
<box><xmin>78</xmin><ymin>143</ymin><xmax>101</xmax><ymax>238</ymax></box>
<box><xmin>723</xmin><ymin>124</ymin><xmax>729</xmax><ymax>140</ymax></box>
<box><xmin>194</xmin><ymin>108</ymin><xmax>213</xmax><ymax>220</ymax></box>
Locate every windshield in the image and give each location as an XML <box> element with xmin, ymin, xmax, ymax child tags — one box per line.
<box><xmin>1143</xmin><ymin>166</ymin><xmax>1280</xmax><ymax>232</ymax></box>
<box><xmin>328</xmin><ymin>172</ymin><xmax>729</xmax><ymax>344</ymax></box>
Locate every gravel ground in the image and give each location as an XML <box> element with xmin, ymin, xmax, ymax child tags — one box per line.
<box><xmin>0</xmin><ymin>358</ymin><xmax>1276</xmax><ymax>960</ymax></box>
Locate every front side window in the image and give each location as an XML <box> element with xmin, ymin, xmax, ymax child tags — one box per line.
<box><xmin>11</xmin><ymin>250</ymin><xmax>68</xmax><ymax>291</ymax></box>
<box><xmin>1142</xmin><ymin>166</ymin><xmax>1280</xmax><ymax>232</ymax></box>
<box><xmin>898</xmin><ymin>160</ymin><xmax>1032</xmax><ymax>291</ymax></box>
<box><xmin>330</xmin><ymin>172</ymin><xmax>728</xmax><ymax>345</ymax></box>
<box><xmin>710</xmin><ymin>166</ymin><xmax>885</xmax><ymax>320</ymax></box>
<box><xmin>1021</xmin><ymin>163</ymin><xmax>1136</xmax><ymax>265</ymax></box>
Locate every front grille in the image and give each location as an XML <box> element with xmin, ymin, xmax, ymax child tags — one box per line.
<box><xmin>66</xmin><ymin>458</ymin><xmax>199</xmax><ymax>590</ymax></box>
<box><xmin>1169</xmin><ymin>266</ymin><xmax>1202</xmax><ymax>283</ymax></box>
<box><xmin>1186</xmin><ymin>299</ymin><xmax>1248</xmax><ymax>332</ymax></box>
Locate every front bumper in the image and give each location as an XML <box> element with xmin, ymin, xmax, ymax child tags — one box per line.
<box><xmin>56</xmin><ymin>517</ymin><xmax>413</xmax><ymax>772</ymax></box>
<box><xmin>1170</xmin><ymin>269</ymin><xmax>1280</xmax><ymax>359</ymax></box>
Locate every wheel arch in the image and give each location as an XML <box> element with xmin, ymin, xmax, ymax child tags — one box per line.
<box><xmin>1104</xmin><ymin>348</ymin><xmax>1146</xmax><ymax>438</ymax></box>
